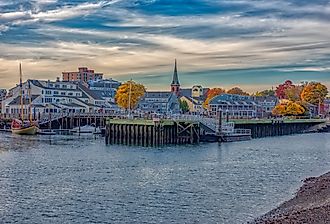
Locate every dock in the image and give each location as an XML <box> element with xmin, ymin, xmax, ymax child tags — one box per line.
<box><xmin>105</xmin><ymin>118</ymin><xmax>200</xmax><ymax>146</ymax></box>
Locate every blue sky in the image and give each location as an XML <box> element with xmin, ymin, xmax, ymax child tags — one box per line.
<box><xmin>0</xmin><ymin>0</ymin><xmax>330</xmax><ymax>92</ymax></box>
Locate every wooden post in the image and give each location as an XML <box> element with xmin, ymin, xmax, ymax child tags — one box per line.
<box><xmin>217</xmin><ymin>109</ymin><xmax>222</xmax><ymax>135</ymax></box>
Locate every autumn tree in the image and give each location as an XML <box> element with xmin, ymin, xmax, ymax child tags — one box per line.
<box><xmin>203</xmin><ymin>88</ymin><xmax>226</xmax><ymax>109</ymax></box>
<box><xmin>179</xmin><ymin>99</ymin><xmax>190</xmax><ymax>113</ymax></box>
<box><xmin>227</xmin><ymin>87</ymin><xmax>249</xmax><ymax>96</ymax></box>
<box><xmin>301</xmin><ymin>82</ymin><xmax>328</xmax><ymax>105</ymax></box>
<box><xmin>285</xmin><ymin>85</ymin><xmax>303</xmax><ymax>102</ymax></box>
<box><xmin>115</xmin><ymin>80</ymin><xmax>145</xmax><ymax>110</ymax></box>
<box><xmin>254</xmin><ymin>89</ymin><xmax>275</xmax><ymax>97</ymax></box>
<box><xmin>275</xmin><ymin>80</ymin><xmax>294</xmax><ymax>99</ymax></box>
<box><xmin>272</xmin><ymin>101</ymin><xmax>305</xmax><ymax>116</ymax></box>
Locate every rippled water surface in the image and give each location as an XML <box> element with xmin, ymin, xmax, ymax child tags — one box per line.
<box><xmin>0</xmin><ymin>133</ymin><xmax>330</xmax><ymax>223</ymax></box>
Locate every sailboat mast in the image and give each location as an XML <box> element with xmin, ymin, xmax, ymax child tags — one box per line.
<box><xmin>19</xmin><ymin>63</ymin><xmax>24</xmax><ymax>120</ymax></box>
<box><xmin>28</xmin><ymin>80</ymin><xmax>33</xmax><ymax>122</ymax></box>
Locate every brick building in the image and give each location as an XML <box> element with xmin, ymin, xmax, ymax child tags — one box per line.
<box><xmin>62</xmin><ymin>67</ymin><xmax>103</xmax><ymax>83</ymax></box>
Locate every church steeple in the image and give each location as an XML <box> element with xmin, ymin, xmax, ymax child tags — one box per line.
<box><xmin>171</xmin><ymin>59</ymin><xmax>180</xmax><ymax>95</ymax></box>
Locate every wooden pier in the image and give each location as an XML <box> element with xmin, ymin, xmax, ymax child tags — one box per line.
<box><xmin>105</xmin><ymin>119</ymin><xmax>200</xmax><ymax>146</ymax></box>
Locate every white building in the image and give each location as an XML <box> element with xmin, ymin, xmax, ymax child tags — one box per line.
<box><xmin>1</xmin><ymin>79</ymin><xmax>116</xmax><ymax>119</ymax></box>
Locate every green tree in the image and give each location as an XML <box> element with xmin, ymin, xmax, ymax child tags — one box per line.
<box><xmin>179</xmin><ymin>99</ymin><xmax>190</xmax><ymax>113</ymax></box>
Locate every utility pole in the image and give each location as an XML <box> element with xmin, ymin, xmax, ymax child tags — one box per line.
<box><xmin>128</xmin><ymin>79</ymin><xmax>132</xmax><ymax>119</ymax></box>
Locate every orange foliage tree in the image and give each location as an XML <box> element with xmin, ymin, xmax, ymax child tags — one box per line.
<box><xmin>272</xmin><ymin>101</ymin><xmax>305</xmax><ymax>116</ymax></box>
<box><xmin>115</xmin><ymin>80</ymin><xmax>146</xmax><ymax>110</ymax></box>
<box><xmin>203</xmin><ymin>88</ymin><xmax>226</xmax><ymax>109</ymax></box>
<box><xmin>301</xmin><ymin>82</ymin><xmax>328</xmax><ymax>105</ymax></box>
<box><xmin>227</xmin><ymin>87</ymin><xmax>249</xmax><ymax>96</ymax></box>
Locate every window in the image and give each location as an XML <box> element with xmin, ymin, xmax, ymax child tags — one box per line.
<box><xmin>61</xmin><ymin>92</ymin><xmax>66</xmax><ymax>96</ymax></box>
<box><xmin>53</xmin><ymin>91</ymin><xmax>59</xmax><ymax>95</ymax></box>
<box><xmin>46</xmin><ymin>90</ymin><xmax>52</xmax><ymax>95</ymax></box>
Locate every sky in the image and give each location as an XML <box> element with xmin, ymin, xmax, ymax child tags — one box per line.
<box><xmin>0</xmin><ymin>0</ymin><xmax>330</xmax><ymax>92</ymax></box>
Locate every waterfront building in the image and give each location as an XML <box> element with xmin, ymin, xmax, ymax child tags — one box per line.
<box><xmin>1</xmin><ymin>79</ymin><xmax>116</xmax><ymax>119</ymax></box>
<box><xmin>208</xmin><ymin>94</ymin><xmax>260</xmax><ymax>118</ymax></box>
<box><xmin>138</xmin><ymin>92</ymin><xmax>180</xmax><ymax>114</ymax></box>
<box><xmin>88</xmin><ymin>78</ymin><xmax>121</xmax><ymax>103</ymax></box>
<box><xmin>179</xmin><ymin>85</ymin><xmax>209</xmax><ymax>114</ymax></box>
<box><xmin>62</xmin><ymin>67</ymin><xmax>103</xmax><ymax>83</ymax></box>
<box><xmin>253</xmin><ymin>96</ymin><xmax>278</xmax><ymax>118</ymax></box>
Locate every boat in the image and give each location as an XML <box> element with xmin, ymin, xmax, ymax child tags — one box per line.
<box><xmin>11</xmin><ymin>119</ymin><xmax>38</xmax><ymax>135</ymax></box>
<box><xmin>71</xmin><ymin>125</ymin><xmax>101</xmax><ymax>134</ymax></box>
<box><xmin>11</xmin><ymin>63</ymin><xmax>38</xmax><ymax>135</ymax></box>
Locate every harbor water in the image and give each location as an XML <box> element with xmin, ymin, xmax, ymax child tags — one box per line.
<box><xmin>0</xmin><ymin>132</ymin><xmax>330</xmax><ymax>223</ymax></box>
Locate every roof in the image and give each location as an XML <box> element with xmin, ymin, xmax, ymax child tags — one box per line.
<box><xmin>209</xmin><ymin>94</ymin><xmax>254</xmax><ymax>105</ymax></box>
<box><xmin>31</xmin><ymin>80</ymin><xmax>74</xmax><ymax>90</ymax></box>
<box><xmin>180</xmin><ymin>96</ymin><xmax>202</xmax><ymax>105</ymax></box>
<box><xmin>144</xmin><ymin>91</ymin><xmax>172</xmax><ymax>98</ymax></box>
<box><xmin>180</xmin><ymin>87</ymin><xmax>209</xmax><ymax>100</ymax></box>
<box><xmin>78</xmin><ymin>83</ymin><xmax>103</xmax><ymax>100</ymax></box>
<box><xmin>8</xmin><ymin>95</ymin><xmax>40</xmax><ymax>105</ymax></box>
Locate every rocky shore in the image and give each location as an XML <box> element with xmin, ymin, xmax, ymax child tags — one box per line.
<box><xmin>252</xmin><ymin>172</ymin><xmax>330</xmax><ymax>224</ymax></box>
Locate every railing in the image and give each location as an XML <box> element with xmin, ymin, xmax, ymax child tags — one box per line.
<box><xmin>230</xmin><ymin>128</ymin><xmax>251</xmax><ymax>136</ymax></box>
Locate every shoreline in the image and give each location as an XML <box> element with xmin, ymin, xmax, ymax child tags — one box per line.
<box><xmin>252</xmin><ymin>171</ymin><xmax>330</xmax><ymax>223</ymax></box>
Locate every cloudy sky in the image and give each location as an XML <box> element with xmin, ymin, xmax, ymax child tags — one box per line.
<box><xmin>0</xmin><ymin>0</ymin><xmax>329</xmax><ymax>92</ymax></box>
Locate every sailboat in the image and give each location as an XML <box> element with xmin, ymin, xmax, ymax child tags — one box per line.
<box><xmin>11</xmin><ymin>63</ymin><xmax>38</xmax><ymax>135</ymax></box>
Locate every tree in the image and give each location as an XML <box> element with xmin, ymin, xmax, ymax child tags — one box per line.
<box><xmin>301</xmin><ymin>82</ymin><xmax>328</xmax><ymax>105</ymax></box>
<box><xmin>203</xmin><ymin>88</ymin><xmax>226</xmax><ymax>109</ymax></box>
<box><xmin>255</xmin><ymin>89</ymin><xmax>275</xmax><ymax>97</ymax></box>
<box><xmin>285</xmin><ymin>85</ymin><xmax>303</xmax><ymax>102</ymax></box>
<box><xmin>227</xmin><ymin>87</ymin><xmax>249</xmax><ymax>96</ymax></box>
<box><xmin>272</xmin><ymin>101</ymin><xmax>305</xmax><ymax>116</ymax></box>
<box><xmin>115</xmin><ymin>80</ymin><xmax>145</xmax><ymax>110</ymax></box>
<box><xmin>275</xmin><ymin>80</ymin><xmax>294</xmax><ymax>99</ymax></box>
<box><xmin>179</xmin><ymin>99</ymin><xmax>189</xmax><ymax>113</ymax></box>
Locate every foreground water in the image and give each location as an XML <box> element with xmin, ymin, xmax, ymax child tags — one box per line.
<box><xmin>0</xmin><ymin>133</ymin><xmax>329</xmax><ymax>224</ymax></box>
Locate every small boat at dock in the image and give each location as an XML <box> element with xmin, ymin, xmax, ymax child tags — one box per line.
<box><xmin>11</xmin><ymin>63</ymin><xmax>39</xmax><ymax>135</ymax></box>
<box><xmin>11</xmin><ymin>119</ymin><xmax>38</xmax><ymax>135</ymax></box>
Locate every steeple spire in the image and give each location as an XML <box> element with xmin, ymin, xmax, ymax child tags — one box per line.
<box><xmin>171</xmin><ymin>59</ymin><xmax>180</xmax><ymax>96</ymax></box>
<box><xmin>171</xmin><ymin>59</ymin><xmax>180</xmax><ymax>85</ymax></box>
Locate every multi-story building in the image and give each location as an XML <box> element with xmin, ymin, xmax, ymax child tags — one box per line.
<box><xmin>208</xmin><ymin>94</ymin><xmax>260</xmax><ymax>119</ymax></box>
<box><xmin>253</xmin><ymin>96</ymin><xmax>278</xmax><ymax>118</ymax></box>
<box><xmin>62</xmin><ymin>67</ymin><xmax>103</xmax><ymax>83</ymax></box>
<box><xmin>88</xmin><ymin>78</ymin><xmax>121</xmax><ymax>103</ymax></box>
<box><xmin>1</xmin><ymin>79</ymin><xmax>116</xmax><ymax>119</ymax></box>
<box><xmin>0</xmin><ymin>89</ymin><xmax>7</xmax><ymax>115</ymax></box>
<box><xmin>179</xmin><ymin>85</ymin><xmax>209</xmax><ymax>114</ymax></box>
<box><xmin>138</xmin><ymin>92</ymin><xmax>180</xmax><ymax>114</ymax></box>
